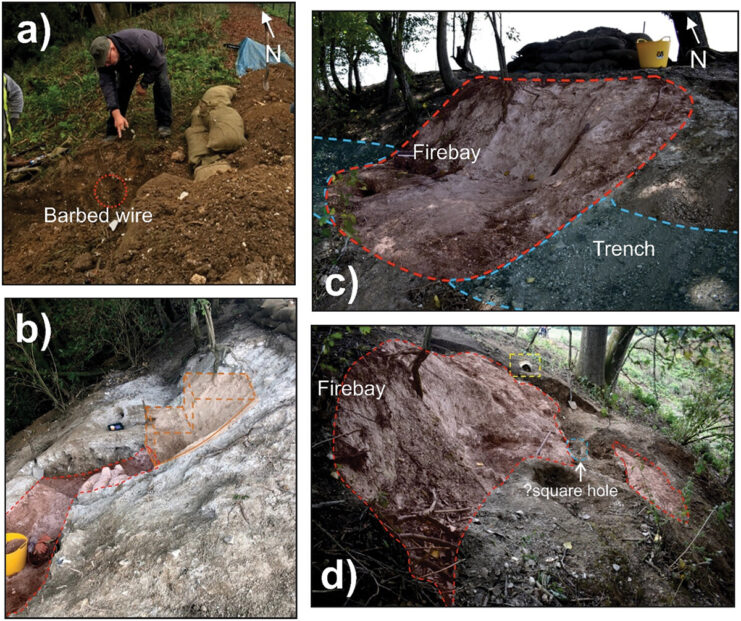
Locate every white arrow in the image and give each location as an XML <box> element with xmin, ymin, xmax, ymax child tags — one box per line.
<box><xmin>575</xmin><ymin>462</ymin><xmax>586</xmax><ymax>482</ymax></box>
<box><xmin>687</xmin><ymin>17</ymin><xmax>701</xmax><ymax>45</ymax></box>
<box><xmin>262</xmin><ymin>12</ymin><xmax>275</xmax><ymax>39</ymax></box>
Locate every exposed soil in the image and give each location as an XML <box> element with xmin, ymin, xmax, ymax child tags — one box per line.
<box><xmin>314</xmin><ymin>64</ymin><xmax>738</xmax><ymax>312</ymax></box>
<box><xmin>3</xmin><ymin>3</ymin><xmax>294</xmax><ymax>285</ymax></box>
<box><xmin>5</xmin><ymin>451</ymin><xmax>154</xmax><ymax>615</ymax></box>
<box><xmin>312</xmin><ymin>326</ymin><xmax>734</xmax><ymax>607</ymax></box>
<box><xmin>329</xmin><ymin>78</ymin><xmax>693</xmax><ymax>280</ymax></box>
<box><xmin>333</xmin><ymin>338</ymin><xmax>573</xmax><ymax>604</ymax></box>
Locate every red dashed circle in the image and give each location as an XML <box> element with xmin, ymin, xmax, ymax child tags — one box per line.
<box><xmin>93</xmin><ymin>173</ymin><xmax>128</xmax><ymax>209</ymax></box>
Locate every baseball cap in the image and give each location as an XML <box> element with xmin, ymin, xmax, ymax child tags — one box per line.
<box><xmin>90</xmin><ymin>36</ymin><xmax>111</xmax><ymax>68</ymax></box>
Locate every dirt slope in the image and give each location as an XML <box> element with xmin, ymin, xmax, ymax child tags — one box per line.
<box><xmin>3</xmin><ymin>4</ymin><xmax>294</xmax><ymax>285</ymax></box>
<box><xmin>329</xmin><ymin>77</ymin><xmax>693</xmax><ymax>280</ymax></box>
<box><xmin>6</xmin><ymin>303</ymin><xmax>296</xmax><ymax>616</ymax></box>
<box><xmin>312</xmin><ymin>326</ymin><xmax>733</xmax><ymax>606</ymax></box>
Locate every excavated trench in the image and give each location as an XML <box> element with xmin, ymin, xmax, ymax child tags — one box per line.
<box><xmin>328</xmin><ymin>77</ymin><xmax>693</xmax><ymax>281</ymax></box>
<box><xmin>332</xmin><ymin>338</ymin><xmax>690</xmax><ymax>605</ymax></box>
<box><xmin>6</xmin><ymin>371</ymin><xmax>257</xmax><ymax>615</ymax></box>
<box><xmin>3</xmin><ymin>67</ymin><xmax>295</xmax><ymax>285</ymax></box>
<box><xmin>5</xmin><ymin>451</ymin><xmax>154</xmax><ymax>616</ymax></box>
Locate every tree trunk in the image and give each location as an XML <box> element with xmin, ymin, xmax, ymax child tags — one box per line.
<box><xmin>316</xmin><ymin>13</ymin><xmax>334</xmax><ymax>95</ymax></box>
<box><xmin>353</xmin><ymin>51</ymin><xmax>362</xmax><ymax>94</ymax></box>
<box><xmin>89</xmin><ymin>3</ymin><xmax>110</xmax><ymax>26</ymax></box>
<box><xmin>437</xmin><ymin>12</ymin><xmax>459</xmax><ymax>93</ymax></box>
<box><xmin>346</xmin><ymin>50</ymin><xmax>353</xmax><ymax>92</ymax></box>
<box><xmin>329</xmin><ymin>38</ymin><xmax>350</xmax><ymax>96</ymax></box>
<box><xmin>668</xmin><ymin>11</ymin><xmax>709</xmax><ymax>64</ymax></box>
<box><xmin>411</xmin><ymin>326</ymin><xmax>433</xmax><ymax>399</ymax></box>
<box><xmin>605</xmin><ymin>326</ymin><xmax>637</xmax><ymax>390</ymax></box>
<box><xmin>109</xmin><ymin>3</ymin><xmax>129</xmax><ymax>20</ymax></box>
<box><xmin>368</xmin><ymin>12</ymin><xmax>418</xmax><ymax>123</ymax></box>
<box><xmin>526</xmin><ymin>328</ymin><xmax>539</xmax><ymax>352</ymax></box>
<box><xmin>487</xmin><ymin>12</ymin><xmax>508</xmax><ymax>77</ymax></box>
<box><xmin>576</xmin><ymin>326</ymin><xmax>608</xmax><ymax>386</ymax></box>
<box><xmin>384</xmin><ymin>60</ymin><xmax>395</xmax><ymax>104</ymax></box>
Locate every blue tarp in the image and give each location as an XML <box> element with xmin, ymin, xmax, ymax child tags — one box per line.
<box><xmin>235</xmin><ymin>36</ymin><xmax>293</xmax><ymax>76</ymax></box>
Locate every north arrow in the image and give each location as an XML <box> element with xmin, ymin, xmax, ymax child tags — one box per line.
<box><xmin>262</xmin><ymin>11</ymin><xmax>275</xmax><ymax>39</ymax></box>
<box><xmin>687</xmin><ymin>17</ymin><xmax>701</xmax><ymax>45</ymax></box>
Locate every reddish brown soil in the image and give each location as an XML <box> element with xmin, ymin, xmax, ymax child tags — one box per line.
<box><xmin>5</xmin><ymin>451</ymin><xmax>154</xmax><ymax>615</ymax></box>
<box><xmin>330</xmin><ymin>78</ymin><xmax>688</xmax><ymax>280</ymax></box>
<box><xmin>333</xmin><ymin>338</ymin><xmax>573</xmax><ymax>604</ymax></box>
<box><xmin>614</xmin><ymin>442</ymin><xmax>688</xmax><ymax>522</ymax></box>
<box><xmin>3</xmin><ymin>4</ymin><xmax>294</xmax><ymax>285</ymax></box>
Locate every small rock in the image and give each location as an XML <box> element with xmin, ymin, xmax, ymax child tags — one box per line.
<box><xmin>171</xmin><ymin>148</ymin><xmax>186</xmax><ymax>162</ymax></box>
<box><xmin>222</xmin><ymin>535</ymin><xmax>234</xmax><ymax>544</ymax></box>
<box><xmin>72</xmin><ymin>252</ymin><xmax>95</xmax><ymax>272</ymax></box>
<box><xmin>612</xmin><ymin>564</ymin><xmax>621</xmax><ymax>571</ymax></box>
<box><xmin>528</xmin><ymin>576</ymin><xmax>535</xmax><ymax>585</ymax></box>
<box><xmin>178</xmin><ymin>191</ymin><xmax>189</xmax><ymax>201</ymax></box>
<box><xmin>190</xmin><ymin>273</ymin><xmax>207</xmax><ymax>285</ymax></box>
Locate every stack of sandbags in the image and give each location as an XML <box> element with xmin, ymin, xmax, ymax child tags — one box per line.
<box><xmin>508</xmin><ymin>27</ymin><xmax>647</xmax><ymax>74</ymax></box>
<box><xmin>185</xmin><ymin>85</ymin><xmax>247</xmax><ymax>183</ymax></box>
<box><xmin>244</xmin><ymin>299</ymin><xmax>296</xmax><ymax>339</ymax></box>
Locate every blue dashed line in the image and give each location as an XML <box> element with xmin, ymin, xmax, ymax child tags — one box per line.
<box><xmin>315</xmin><ymin>137</ymin><xmax>737</xmax><ymax>312</ymax></box>
<box><xmin>314</xmin><ymin>135</ymin><xmax>396</xmax><ymax>149</ymax></box>
<box><xmin>566</xmin><ymin>438</ymin><xmax>589</xmax><ymax>463</ymax></box>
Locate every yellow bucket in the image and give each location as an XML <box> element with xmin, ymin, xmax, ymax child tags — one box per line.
<box><xmin>6</xmin><ymin>532</ymin><xmax>29</xmax><ymax>576</ymax></box>
<box><xmin>636</xmin><ymin>37</ymin><xmax>671</xmax><ymax>68</ymax></box>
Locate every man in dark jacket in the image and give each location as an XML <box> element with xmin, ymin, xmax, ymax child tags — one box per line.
<box><xmin>90</xmin><ymin>29</ymin><xmax>172</xmax><ymax>141</ymax></box>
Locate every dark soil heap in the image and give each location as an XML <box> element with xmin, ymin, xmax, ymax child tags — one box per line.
<box><xmin>508</xmin><ymin>27</ymin><xmax>647</xmax><ymax>74</ymax></box>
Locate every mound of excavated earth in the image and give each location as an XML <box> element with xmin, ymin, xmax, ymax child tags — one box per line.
<box><xmin>329</xmin><ymin>77</ymin><xmax>694</xmax><ymax>280</ymax></box>
<box><xmin>5</xmin><ymin>312</ymin><xmax>295</xmax><ymax>617</ymax></box>
<box><xmin>332</xmin><ymin>339</ymin><xmax>573</xmax><ymax>604</ymax></box>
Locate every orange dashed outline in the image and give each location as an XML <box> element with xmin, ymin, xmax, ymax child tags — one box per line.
<box><xmin>7</xmin><ymin>372</ymin><xmax>257</xmax><ymax>616</ymax></box>
<box><xmin>144</xmin><ymin>372</ymin><xmax>257</xmax><ymax>466</ymax></box>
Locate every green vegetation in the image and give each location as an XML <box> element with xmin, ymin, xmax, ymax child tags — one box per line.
<box><xmin>7</xmin><ymin>4</ymin><xmax>237</xmax><ymax>151</ymax></box>
<box><xmin>4</xmin><ymin>299</ymin><xmax>229</xmax><ymax>440</ymax></box>
<box><xmin>259</xmin><ymin>3</ymin><xmax>294</xmax><ymax>28</ymax></box>
<box><xmin>491</xmin><ymin>326</ymin><xmax>734</xmax><ymax>476</ymax></box>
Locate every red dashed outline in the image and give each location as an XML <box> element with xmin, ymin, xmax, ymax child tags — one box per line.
<box><xmin>7</xmin><ymin>373</ymin><xmax>257</xmax><ymax>616</ymax></box>
<box><xmin>331</xmin><ymin>338</ymin><xmax>572</xmax><ymax>605</ymax></box>
<box><xmin>324</xmin><ymin>74</ymin><xmax>694</xmax><ymax>283</ymax></box>
<box><xmin>612</xmin><ymin>440</ymin><xmax>690</xmax><ymax>525</ymax></box>
<box><xmin>330</xmin><ymin>338</ymin><xmax>690</xmax><ymax>606</ymax></box>
<box><xmin>93</xmin><ymin>173</ymin><xmax>128</xmax><ymax>209</ymax></box>
<box><xmin>5</xmin><ymin>448</ymin><xmax>157</xmax><ymax>617</ymax></box>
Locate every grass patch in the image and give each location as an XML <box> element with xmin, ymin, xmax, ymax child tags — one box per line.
<box><xmin>9</xmin><ymin>4</ymin><xmax>238</xmax><ymax>153</ymax></box>
<box><xmin>258</xmin><ymin>3</ymin><xmax>294</xmax><ymax>27</ymax></box>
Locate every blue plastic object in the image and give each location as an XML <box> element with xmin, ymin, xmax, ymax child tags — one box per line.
<box><xmin>235</xmin><ymin>37</ymin><xmax>293</xmax><ymax>76</ymax></box>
